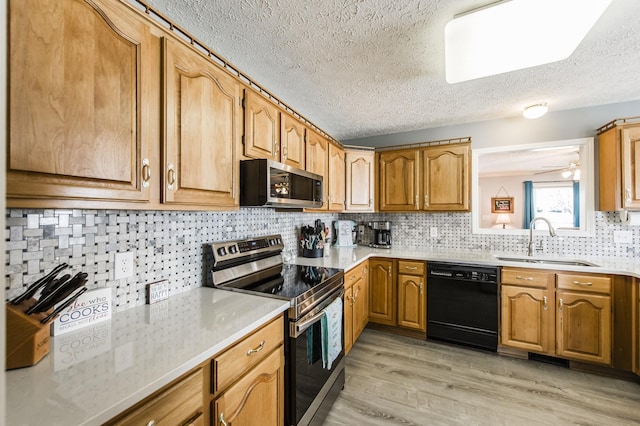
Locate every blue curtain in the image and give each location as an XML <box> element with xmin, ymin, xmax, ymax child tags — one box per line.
<box><xmin>523</xmin><ymin>180</ymin><xmax>534</xmax><ymax>228</ymax></box>
<box><xmin>573</xmin><ymin>181</ymin><xmax>580</xmax><ymax>227</ymax></box>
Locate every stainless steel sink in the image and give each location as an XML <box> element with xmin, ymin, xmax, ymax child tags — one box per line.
<box><xmin>495</xmin><ymin>256</ymin><xmax>599</xmax><ymax>267</ymax></box>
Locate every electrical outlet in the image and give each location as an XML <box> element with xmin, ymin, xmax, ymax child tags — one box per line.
<box><xmin>114</xmin><ymin>251</ymin><xmax>135</xmax><ymax>280</ymax></box>
<box><xmin>613</xmin><ymin>230</ymin><xmax>633</xmax><ymax>244</ymax></box>
<box><xmin>430</xmin><ymin>227</ymin><xmax>438</xmax><ymax>238</ymax></box>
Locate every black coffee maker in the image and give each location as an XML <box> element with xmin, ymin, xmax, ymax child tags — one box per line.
<box><xmin>370</xmin><ymin>221</ymin><xmax>391</xmax><ymax>249</ymax></box>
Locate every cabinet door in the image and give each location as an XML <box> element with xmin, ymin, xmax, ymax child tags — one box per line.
<box><xmin>280</xmin><ymin>112</ymin><xmax>305</xmax><ymax>169</ymax></box>
<box><xmin>8</xmin><ymin>0</ymin><xmax>153</xmax><ymax>203</ymax></box>
<box><xmin>328</xmin><ymin>142</ymin><xmax>346</xmax><ymax>211</ymax></box>
<box><xmin>243</xmin><ymin>89</ymin><xmax>279</xmax><ymax>161</ymax></box>
<box><xmin>501</xmin><ymin>286</ymin><xmax>553</xmax><ymax>354</ymax></box>
<box><xmin>305</xmin><ymin>130</ymin><xmax>329</xmax><ymax>209</ymax></box>
<box><xmin>621</xmin><ymin>126</ymin><xmax>640</xmax><ymax>209</ymax></box>
<box><xmin>421</xmin><ymin>143</ymin><xmax>470</xmax><ymax>211</ymax></box>
<box><xmin>556</xmin><ymin>291</ymin><xmax>611</xmax><ymax>365</ymax></box>
<box><xmin>163</xmin><ymin>38</ymin><xmax>240</xmax><ymax>207</ymax></box>
<box><xmin>345</xmin><ymin>150</ymin><xmax>375</xmax><ymax>212</ymax></box>
<box><xmin>213</xmin><ymin>346</ymin><xmax>284</xmax><ymax>426</ymax></box>
<box><xmin>369</xmin><ymin>259</ymin><xmax>395</xmax><ymax>326</ymax></box>
<box><xmin>379</xmin><ymin>150</ymin><xmax>419</xmax><ymax>211</ymax></box>
<box><xmin>397</xmin><ymin>274</ymin><xmax>426</xmax><ymax>332</ymax></box>
<box><xmin>353</xmin><ymin>262</ymin><xmax>370</xmax><ymax>340</ymax></box>
<box><xmin>344</xmin><ymin>284</ymin><xmax>354</xmax><ymax>355</ymax></box>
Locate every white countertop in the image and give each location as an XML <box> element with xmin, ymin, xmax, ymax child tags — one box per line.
<box><xmin>6</xmin><ymin>288</ymin><xmax>290</xmax><ymax>426</ymax></box>
<box><xmin>295</xmin><ymin>245</ymin><xmax>640</xmax><ymax>278</ymax></box>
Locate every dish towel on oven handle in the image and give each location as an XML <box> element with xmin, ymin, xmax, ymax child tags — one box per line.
<box><xmin>320</xmin><ymin>296</ymin><xmax>343</xmax><ymax>370</ymax></box>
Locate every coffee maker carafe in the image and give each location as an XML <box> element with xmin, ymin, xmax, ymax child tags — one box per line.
<box><xmin>370</xmin><ymin>221</ymin><xmax>391</xmax><ymax>249</ymax></box>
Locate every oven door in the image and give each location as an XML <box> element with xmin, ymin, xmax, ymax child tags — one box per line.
<box><xmin>288</xmin><ymin>291</ymin><xmax>345</xmax><ymax>425</ymax></box>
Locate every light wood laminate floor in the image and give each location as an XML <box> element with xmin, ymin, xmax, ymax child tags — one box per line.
<box><xmin>322</xmin><ymin>329</ymin><xmax>640</xmax><ymax>426</ymax></box>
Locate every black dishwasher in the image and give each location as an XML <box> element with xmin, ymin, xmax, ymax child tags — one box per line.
<box><xmin>426</xmin><ymin>262</ymin><xmax>499</xmax><ymax>351</ymax></box>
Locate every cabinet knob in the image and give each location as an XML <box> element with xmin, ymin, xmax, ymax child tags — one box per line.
<box><xmin>146</xmin><ymin>421</ymin><xmax>156</xmax><ymax>426</ymax></box>
<box><xmin>246</xmin><ymin>340</ymin><xmax>265</xmax><ymax>356</ymax></box>
<box><xmin>415</xmin><ymin>195</ymin><xmax>419</xmax><ymax>209</ymax></box>
<box><xmin>625</xmin><ymin>188</ymin><xmax>632</xmax><ymax>202</ymax></box>
<box><xmin>543</xmin><ymin>296</ymin><xmax>548</xmax><ymax>310</ymax></box>
<box><xmin>141</xmin><ymin>158</ymin><xmax>151</xmax><ymax>188</ymax></box>
<box><xmin>558</xmin><ymin>298</ymin><xmax>563</xmax><ymax>312</ymax></box>
<box><xmin>388</xmin><ymin>266</ymin><xmax>392</xmax><ymax>276</ymax></box>
<box><xmin>419</xmin><ymin>281</ymin><xmax>423</xmax><ymax>294</ymax></box>
<box><xmin>424</xmin><ymin>195</ymin><xmax>428</xmax><ymax>205</ymax></box>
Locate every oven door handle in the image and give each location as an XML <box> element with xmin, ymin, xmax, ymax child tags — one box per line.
<box><xmin>292</xmin><ymin>289</ymin><xmax>344</xmax><ymax>338</ymax></box>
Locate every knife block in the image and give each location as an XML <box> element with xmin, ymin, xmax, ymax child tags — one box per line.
<box><xmin>5</xmin><ymin>299</ymin><xmax>51</xmax><ymax>370</ymax></box>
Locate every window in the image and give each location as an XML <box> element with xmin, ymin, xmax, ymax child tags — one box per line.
<box><xmin>532</xmin><ymin>181</ymin><xmax>578</xmax><ymax>229</ymax></box>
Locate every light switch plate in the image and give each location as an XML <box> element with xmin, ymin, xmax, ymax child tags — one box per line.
<box><xmin>613</xmin><ymin>230</ymin><xmax>632</xmax><ymax>244</ymax></box>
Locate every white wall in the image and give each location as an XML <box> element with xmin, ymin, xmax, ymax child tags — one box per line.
<box><xmin>343</xmin><ymin>100</ymin><xmax>640</xmax><ymax>148</ymax></box>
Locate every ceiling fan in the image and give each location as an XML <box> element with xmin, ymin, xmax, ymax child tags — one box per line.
<box><xmin>535</xmin><ymin>161</ymin><xmax>581</xmax><ymax>179</ymax></box>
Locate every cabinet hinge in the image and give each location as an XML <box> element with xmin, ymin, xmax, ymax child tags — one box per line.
<box><xmin>241</xmin><ymin>97</ymin><xmax>246</xmax><ymax>109</ymax></box>
<box><xmin>241</xmin><ymin>135</ymin><xmax>245</xmax><ymax>146</ymax></box>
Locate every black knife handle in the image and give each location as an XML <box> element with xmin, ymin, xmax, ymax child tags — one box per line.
<box><xmin>10</xmin><ymin>263</ymin><xmax>69</xmax><ymax>305</ymax></box>
<box><xmin>26</xmin><ymin>272</ymin><xmax>87</xmax><ymax>315</ymax></box>
<box><xmin>40</xmin><ymin>287</ymin><xmax>88</xmax><ymax>325</ymax></box>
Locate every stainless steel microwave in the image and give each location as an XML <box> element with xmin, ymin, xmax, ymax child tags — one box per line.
<box><xmin>240</xmin><ymin>159</ymin><xmax>323</xmax><ymax>208</ymax></box>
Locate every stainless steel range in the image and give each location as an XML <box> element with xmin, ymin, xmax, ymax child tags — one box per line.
<box><xmin>208</xmin><ymin>235</ymin><xmax>345</xmax><ymax>426</ymax></box>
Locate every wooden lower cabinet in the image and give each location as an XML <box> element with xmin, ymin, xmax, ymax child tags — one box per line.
<box><xmin>500</xmin><ymin>268</ymin><xmax>613</xmax><ymax>367</ymax></box>
<box><xmin>501</xmin><ymin>285</ymin><xmax>553</xmax><ymax>354</ymax></box>
<box><xmin>344</xmin><ymin>261</ymin><xmax>369</xmax><ymax>355</ymax></box>
<box><xmin>556</xmin><ymin>291</ymin><xmax>611</xmax><ymax>365</ymax></box>
<box><xmin>106</xmin><ymin>369</ymin><xmax>204</xmax><ymax>425</ymax></box>
<box><xmin>212</xmin><ymin>346</ymin><xmax>285</xmax><ymax>426</ymax></box>
<box><xmin>369</xmin><ymin>258</ymin><xmax>395</xmax><ymax>326</ymax></box>
<box><xmin>397</xmin><ymin>260</ymin><xmax>426</xmax><ymax>332</ymax></box>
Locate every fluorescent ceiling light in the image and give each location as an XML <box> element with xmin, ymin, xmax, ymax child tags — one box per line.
<box><xmin>445</xmin><ymin>0</ymin><xmax>613</xmax><ymax>84</ymax></box>
<box><xmin>523</xmin><ymin>103</ymin><xmax>548</xmax><ymax>119</ymax></box>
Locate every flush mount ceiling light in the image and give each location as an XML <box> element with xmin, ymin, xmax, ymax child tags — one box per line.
<box><xmin>444</xmin><ymin>0</ymin><xmax>613</xmax><ymax>84</ymax></box>
<box><xmin>523</xmin><ymin>103</ymin><xmax>548</xmax><ymax>119</ymax></box>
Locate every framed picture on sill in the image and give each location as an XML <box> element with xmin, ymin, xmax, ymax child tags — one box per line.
<box><xmin>491</xmin><ymin>197</ymin><xmax>514</xmax><ymax>213</ymax></box>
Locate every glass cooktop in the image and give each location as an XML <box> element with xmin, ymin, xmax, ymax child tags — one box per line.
<box><xmin>246</xmin><ymin>264</ymin><xmax>343</xmax><ymax>299</ymax></box>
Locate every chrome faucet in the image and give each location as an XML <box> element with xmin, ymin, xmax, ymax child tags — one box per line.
<box><xmin>528</xmin><ymin>217</ymin><xmax>557</xmax><ymax>256</ymax></box>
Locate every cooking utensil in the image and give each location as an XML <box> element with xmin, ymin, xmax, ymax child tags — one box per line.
<box><xmin>40</xmin><ymin>287</ymin><xmax>88</xmax><ymax>325</ymax></box>
<box><xmin>26</xmin><ymin>272</ymin><xmax>88</xmax><ymax>315</ymax></box>
<box><xmin>9</xmin><ymin>263</ymin><xmax>69</xmax><ymax>305</ymax></box>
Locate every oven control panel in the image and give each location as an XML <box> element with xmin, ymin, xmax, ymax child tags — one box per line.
<box><xmin>211</xmin><ymin>234</ymin><xmax>284</xmax><ymax>264</ymax></box>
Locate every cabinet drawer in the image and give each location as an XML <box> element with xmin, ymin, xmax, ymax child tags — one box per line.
<box><xmin>213</xmin><ymin>316</ymin><xmax>284</xmax><ymax>393</ymax></box>
<box><xmin>345</xmin><ymin>261</ymin><xmax>367</xmax><ymax>288</ymax></box>
<box><xmin>557</xmin><ymin>273</ymin><xmax>611</xmax><ymax>294</ymax></box>
<box><xmin>501</xmin><ymin>268</ymin><xmax>554</xmax><ymax>288</ymax></box>
<box><xmin>398</xmin><ymin>260</ymin><xmax>425</xmax><ymax>275</ymax></box>
<box><xmin>108</xmin><ymin>369</ymin><xmax>203</xmax><ymax>425</ymax></box>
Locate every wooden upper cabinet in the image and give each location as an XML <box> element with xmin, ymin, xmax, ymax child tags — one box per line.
<box><xmin>328</xmin><ymin>142</ymin><xmax>346</xmax><ymax>211</ymax></box>
<box><xmin>305</xmin><ymin>130</ymin><xmax>329</xmax><ymax>209</ymax></box>
<box><xmin>345</xmin><ymin>149</ymin><xmax>375</xmax><ymax>212</ymax></box>
<box><xmin>420</xmin><ymin>143</ymin><xmax>470</xmax><ymax>211</ymax></box>
<box><xmin>280</xmin><ymin>112</ymin><xmax>306</xmax><ymax>169</ymax></box>
<box><xmin>8</xmin><ymin>0</ymin><xmax>154</xmax><ymax>204</ymax></box>
<box><xmin>243</xmin><ymin>90</ymin><xmax>279</xmax><ymax>161</ymax></box>
<box><xmin>162</xmin><ymin>37</ymin><xmax>240</xmax><ymax>207</ymax></box>
<box><xmin>378</xmin><ymin>150</ymin><xmax>419</xmax><ymax>211</ymax></box>
<box><xmin>598</xmin><ymin>120</ymin><xmax>640</xmax><ymax>210</ymax></box>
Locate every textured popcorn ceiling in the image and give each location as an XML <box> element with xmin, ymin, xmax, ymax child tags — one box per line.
<box><xmin>143</xmin><ymin>0</ymin><xmax>640</xmax><ymax>140</ymax></box>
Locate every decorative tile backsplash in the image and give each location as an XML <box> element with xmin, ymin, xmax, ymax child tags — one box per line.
<box><xmin>5</xmin><ymin>208</ymin><xmax>638</xmax><ymax>312</ymax></box>
<box><xmin>5</xmin><ymin>209</ymin><xmax>337</xmax><ymax>311</ymax></box>
<box><xmin>341</xmin><ymin>211</ymin><xmax>639</xmax><ymax>259</ymax></box>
